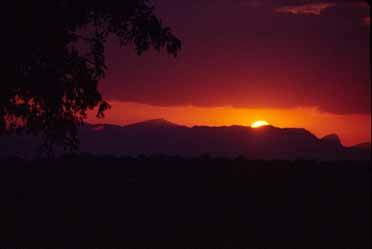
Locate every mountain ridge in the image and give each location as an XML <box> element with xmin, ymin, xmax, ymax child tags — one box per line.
<box><xmin>124</xmin><ymin>118</ymin><xmax>184</xmax><ymax>128</ymax></box>
<box><xmin>88</xmin><ymin>120</ymin><xmax>346</xmax><ymax>145</ymax></box>
<box><xmin>77</xmin><ymin>120</ymin><xmax>370</xmax><ymax>160</ymax></box>
<box><xmin>1</xmin><ymin>119</ymin><xmax>370</xmax><ymax>160</ymax></box>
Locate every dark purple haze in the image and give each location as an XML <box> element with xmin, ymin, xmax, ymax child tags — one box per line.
<box><xmin>99</xmin><ymin>0</ymin><xmax>370</xmax><ymax>114</ymax></box>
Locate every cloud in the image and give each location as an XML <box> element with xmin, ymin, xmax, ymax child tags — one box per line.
<box><xmin>274</xmin><ymin>3</ymin><xmax>336</xmax><ymax>15</ymax></box>
<box><xmin>273</xmin><ymin>1</ymin><xmax>370</xmax><ymax>27</ymax></box>
<box><xmin>103</xmin><ymin>0</ymin><xmax>370</xmax><ymax>115</ymax></box>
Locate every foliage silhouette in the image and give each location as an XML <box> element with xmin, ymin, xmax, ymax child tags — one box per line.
<box><xmin>2</xmin><ymin>1</ymin><xmax>181</xmax><ymax>156</ymax></box>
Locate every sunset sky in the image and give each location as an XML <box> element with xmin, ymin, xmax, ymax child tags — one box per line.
<box><xmin>88</xmin><ymin>0</ymin><xmax>370</xmax><ymax>146</ymax></box>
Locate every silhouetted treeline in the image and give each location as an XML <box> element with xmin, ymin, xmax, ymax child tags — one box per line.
<box><xmin>0</xmin><ymin>156</ymin><xmax>370</xmax><ymax>249</ymax></box>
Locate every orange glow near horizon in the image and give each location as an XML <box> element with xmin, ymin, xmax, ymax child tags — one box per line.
<box><xmin>87</xmin><ymin>101</ymin><xmax>371</xmax><ymax>146</ymax></box>
<box><xmin>251</xmin><ymin>121</ymin><xmax>270</xmax><ymax>128</ymax></box>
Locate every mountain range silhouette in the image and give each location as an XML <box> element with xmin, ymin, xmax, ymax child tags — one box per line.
<box><xmin>0</xmin><ymin>119</ymin><xmax>370</xmax><ymax>160</ymax></box>
<box><xmin>79</xmin><ymin>119</ymin><xmax>371</xmax><ymax>160</ymax></box>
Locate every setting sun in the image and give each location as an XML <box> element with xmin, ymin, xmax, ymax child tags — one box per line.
<box><xmin>251</xmin><ymin>120</ymin><xmax>270</xmax><ymax>128</ymax></box>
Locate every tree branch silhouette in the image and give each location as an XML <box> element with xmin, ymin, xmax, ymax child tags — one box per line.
<box><xmin>2</xmin><ymin>1</ymin><xmax>181</xmax><ymax>156</ymax></box>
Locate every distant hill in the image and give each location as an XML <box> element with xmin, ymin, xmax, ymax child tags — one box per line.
<box><xmin>351</xmin><ymin>142</ymin><xmax>371</xmax><ymax>151</ymax></box>
<box><xmin>0</xmin><ymin>119</ymin><xmax>370</xmax><ymax>160</ymax></box>
<box><xmin>78</xmin><ymin>121</ymin><xmax>370</xmax><ymax>160</ymax></box>
<box><xmin>124</xmin><ymin>118</ymin><xmax>184</xmax><ymax>128</ymax></box>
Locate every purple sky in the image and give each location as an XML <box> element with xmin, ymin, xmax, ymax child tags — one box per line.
<box><xmin>99</xmin><ymin>0</ymin><xmax>370</xmax><ymax>114</ymax></box>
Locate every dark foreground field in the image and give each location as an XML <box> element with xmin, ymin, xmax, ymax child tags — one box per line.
<box><xmin>0</xmin><ymin>156</ymin><xmax>370</xmax><ymax>249</ymax></box>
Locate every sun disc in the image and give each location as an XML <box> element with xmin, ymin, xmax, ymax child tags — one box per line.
<box><xmin>251</xmin><ymin>120</ymin><xmax>269</xmax><ymax>128</ymax></box>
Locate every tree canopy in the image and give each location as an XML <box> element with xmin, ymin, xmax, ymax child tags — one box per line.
<box><xmin>2</xmin><ymin>0</ymin><xmax>181</xmax><ymax>156</ymax></box>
